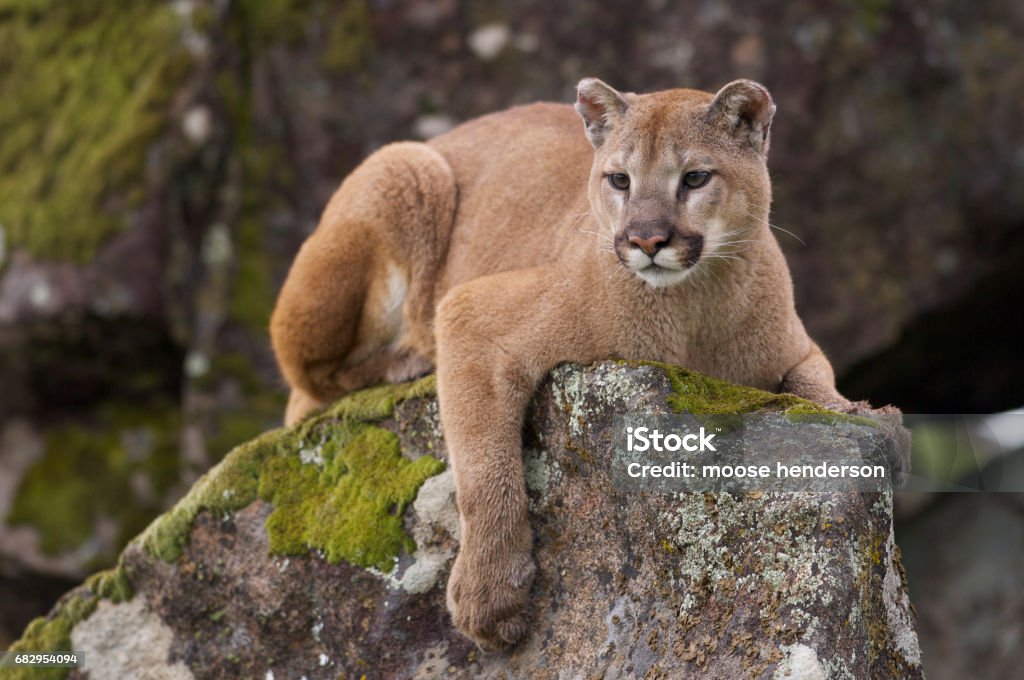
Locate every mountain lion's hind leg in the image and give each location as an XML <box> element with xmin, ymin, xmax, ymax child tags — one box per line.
<box><xmin>270</xmin><ymin>142</ymin><xmax>456</xmax><ymax>426</ymax></box>
<box><xmin>284</xmin><ymin>387</ymin><xmax>326</xmax><ymax>426</ymax></box>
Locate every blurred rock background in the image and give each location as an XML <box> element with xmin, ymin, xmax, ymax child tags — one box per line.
<box><xmin>0</xmin><ymin>0</ymin><xmax>1021</xmax><ymax>677</ymax></box>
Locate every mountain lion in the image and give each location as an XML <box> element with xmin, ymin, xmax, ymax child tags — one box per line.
<box><xmin>270</xmin><ymin>78</ymin><xmax>909</xmax><ymax>651</ymax></box>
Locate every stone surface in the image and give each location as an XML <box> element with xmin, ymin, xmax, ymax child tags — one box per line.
<box><xmin>9</xmin><ymin>363</ymin><xmax>924</xmax><ymax>679</ymax></box>
<box><xmin>898</xmin><ymin>455</ymin><xmax>1024</xmax><ymax>680</ymax></box>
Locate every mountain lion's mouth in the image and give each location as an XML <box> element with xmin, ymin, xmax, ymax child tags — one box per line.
<box><xmin>633</xmin><ymin>261</ymin><xmax>693</xmax><ymax>288</ymax></box>
<box><xmin>643</xmin><ymin>255</ymin><xmax>688</xmax><ymax>272</ymax></box>
<box><xmin>615</xmin><ymin>247</ymin><xmax>698</xmax><ymax>288</ymax></box>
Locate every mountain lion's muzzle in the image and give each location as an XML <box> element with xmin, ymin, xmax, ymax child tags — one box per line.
<box><xmin>618</xmin><ymin>221</ymin><xmax>704</xmax><ymax>273</ymax></box>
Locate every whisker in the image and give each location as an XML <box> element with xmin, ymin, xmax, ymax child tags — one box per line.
<box><xmin>570</xmin><ymin>210</ymin><xmax>595</xmax><ymax>233</ymax></box>
<box><xmin>703</xmin><ymin>266</ymin><xmax>722</xmax><ymax>287</ymax></box>
<box><xmin>709</xmin><ymin>239</ymin><xmax>758</xmax><ymax>247</ymax></box>
<box><xmin>581</xmin><ymin>231</ymin><xmax>614</xmax><ymax>246</ymax></box>
<box><xmin>692</xmin><ymin>259</ymin><xmax>722</xmax><ymax>287</ymax></box>
<box><xmin>743</xmin><ymin>210</ymin><xmax>806</xmax><ymax>245</ymax></box>
<box><xmin>768</xmin><ymin>224</ymin><xmax>806</xmax><ymax>245</ymax></box>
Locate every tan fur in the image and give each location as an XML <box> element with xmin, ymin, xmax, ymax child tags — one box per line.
<box><xmin>270</xmin><ymin>80</ymin><xmax>908</xmax><ymax>651</ymax></box>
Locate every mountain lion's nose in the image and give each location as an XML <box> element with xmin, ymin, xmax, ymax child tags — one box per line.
<box><xmin>628</xmin><ymin>233</ymin><xmax>669</xmax><ymax>256</ymax></box>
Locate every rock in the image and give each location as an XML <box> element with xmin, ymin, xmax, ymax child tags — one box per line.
<box><xmin>6</xmin><ymin>0</ymin><xmax>1023</xmax><ymax>387</ymax></box>
<box><xmin>0</xmin><ymin>406</ymin><xmax>187</xmax><ymax>580</ymax></box>
<box><xmin>0</xmin><ymin>1</ymin><xmax>288</xmax><ymax>597</ymax></box>
<box><xmin>899</xmin><ymin>455</ymin><xmax>1024</xmax><ymax>680</ymax></box>
<box><xmin>8</xmin><ymin>363</ymin><xmax>923</xmax><ymax>679</ymax></box>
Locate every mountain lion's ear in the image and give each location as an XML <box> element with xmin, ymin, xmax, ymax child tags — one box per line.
<box><xmin>575</xmin><ymin>78</ymin><xmax>629</xmax><ymax>149</ymax></box>
<box><xmin>707</xmin><ymin>80</ymin><xmax>776</xmax><ymax>155</ymax></box>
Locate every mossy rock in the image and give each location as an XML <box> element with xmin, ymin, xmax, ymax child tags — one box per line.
<box><xmin>7</xmin><ymin>363</ymin><xmax>922</xmax><ymax>679</ymax></box>
<box><xmin>3</xmin><ymin>563</ymin><xmax>130</xmax><ymax>680</ymax></box>
<box><xmin>138</xmin><ymin>375</ymin><xmax>444</xmax><ymax>572</ymax></box>
<box><xmin>6</xmin><ymin>402</ymin><xmax>183</xmax><ymax>567</ymax></box>
<box><xmin>0</xmin><ymin>0</ymin><xmax>191</xmax><ymax>261</ymax></box>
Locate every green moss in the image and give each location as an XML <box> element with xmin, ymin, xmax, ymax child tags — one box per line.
<box><xmin>6</xmin><ymin>590</ymin><xmax>97</xmax><ymax>680</ymax></box>
<box><xmin>139</xmin><ymin>429</ymin><xmax>279</xmax><ymax>563</ymax></box>
<box><xmin>138</xmin><ymin>376</ymin><xmax>443</xmax><ymax>573</ymax></box>
<box><xmin>259</xmin><ymin>424</ymin><xmax>444</xmax><ymax>571</ymax></box>
<box><xmin>322</xmin><ymin>0</ymin><xmax>373</xmax><ymax>73</ymax></box>
<box><xmin>237</xmin><ymin>0</ymin><xmax>312</xmax><ymax>45</ymax></box>
<box><xmin>324</xmin><ymin>374</ymin><xmax>436</xmax><ymax>423</ymax></box>
<box><xmin>7</xmin><ymin>402</ymin><xmax>181</xmax><ymax>558</ymax></box>
<box><xmin>84</xmin><ymin>562</ymin><xmax>133</xmax><ymax>603</ymax></box>
<box><xmin>227</xmin><ymin>218</ymin><xmax>275</xmax><ymax>332</ymax></box>
<box><xmin>855</xmin><ymin>505</ymin><xmax>894</xmax><ymax>667</ymax></box>
<box><xmin>0</xmin><ymin>0</ymin><xmax>191</xmax><ymax>261</ymax></box>
<box><xmin>638</xmin><ymin>361</ymin><xmax>828</xmax><ymax>415</ymax></box>
<box><xmin>216</xmin><ymin>6</ymin><xmax>292</xmax><ymax>336</ymax></box>
<box><xmin>6</xmin><ymin>559</ymin><xmax>132</xmax><ymax>679</ymax></box>
<box><xmin>631</xmin><ymin>360</ymin><xmax>876</xmax><ymax>429</ymax></box>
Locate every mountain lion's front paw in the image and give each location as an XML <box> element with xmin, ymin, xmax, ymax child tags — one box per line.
<box><xmin>844</xmin><ymin>402</ymin><xmax>912</xmax><ymax>487</ymax></box>
<box><xmin>446</xmin><ymin>546</ymin><xmax>536</xmax><ymax>651</ymax></box>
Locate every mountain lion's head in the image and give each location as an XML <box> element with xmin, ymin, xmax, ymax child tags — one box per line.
<box><xmin>575</xmin><ymin>78</ymin><xmax>776</xmax><ymax>288</ymax></box>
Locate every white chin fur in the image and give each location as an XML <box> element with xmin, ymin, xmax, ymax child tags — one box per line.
<box><xmin>636</xmin><ymin>265</ymin><xmax>691</xmax><ymax>288</ymax></box>
<box><xmin>621</xmin><ymin>249</ymin><xmax>692</xmax><ymax>287</ymax></box>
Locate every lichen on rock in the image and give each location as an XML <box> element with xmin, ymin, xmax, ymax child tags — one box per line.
<box><xmin>9</xmin><ymin>363</ymin><xmax>923</xmax><ymax>679</ymax></box>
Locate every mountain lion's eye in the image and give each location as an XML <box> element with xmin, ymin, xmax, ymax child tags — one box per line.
<box><xmin>682</xmin><ymin>171</ymin><xmax>711</xmax><ymax>189</ymax></box>
<box><xmin>608</xmin><ymin>173</ymin><xmax>630</xmax><ymax>190</ymax></box>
